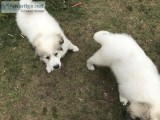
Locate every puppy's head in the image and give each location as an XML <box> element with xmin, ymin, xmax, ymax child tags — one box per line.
<box><xmin>33</xmin><ymin>33</ymin><xmax>64</xmax><ymax>73</ymax></box>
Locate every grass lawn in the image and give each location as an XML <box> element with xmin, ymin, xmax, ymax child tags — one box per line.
<box><xmin>0</xmin><ymin>0</ymin><xmax>160</xmax><ymax>120</ymax></box>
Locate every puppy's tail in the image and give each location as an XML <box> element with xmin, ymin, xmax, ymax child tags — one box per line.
<box><xmin>127</xmin><ymin>102</ymin><xmax>150</xmax><ymax>120</ymax></box>
<box><xmin>93</xmin><ymin>31</ymin><xmax>110</xmax><ymax>45</ymax></box>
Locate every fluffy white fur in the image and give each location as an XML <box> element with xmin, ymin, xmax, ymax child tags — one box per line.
<box><xmin>87</xmin><ymin>31</ymin><xmax>160</xmax><ymax>120</ymax></box>
<box><xmin>16</xmin><ymin>0</ymin><xmax>79</xmax><ymax>73</ymax></box>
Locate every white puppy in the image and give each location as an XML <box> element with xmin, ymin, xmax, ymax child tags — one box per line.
<box><xmin>87</xmin><ymin>31</ymin><xmax>160</xmax><ymax>120</ymax></box>
<box><xmin>16</xmin><ymin>0</ymin><xmax>79</xmax><ymax>73</ymax></box>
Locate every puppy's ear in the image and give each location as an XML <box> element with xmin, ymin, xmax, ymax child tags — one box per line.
<box><xmin>32</xmin><ymin>46</ymin><xmax>36</xmax><ymax>51</ymax></box>
<box><xmin>60</xmin><ymin>38</ymin><xmax>64</xmax><ymax>44</ymax></box>
<box><xmin>59</xmin><ymin>47</ymin><xmax>63</xmax><ymax>51</ymax></box>
<box><xmin>34</xmin><ymin>46</ymin><xmax>43</xmax><ymax>60</ymax></box>
<box><xmin>57</xmin><ymin>34</ymin><xmax>64</xmax><ymax>45</ymax></box>
<box><xmin>34</xmin><ymin>48</ymin><xmax>41</xmax><ymax>60</ymax></box>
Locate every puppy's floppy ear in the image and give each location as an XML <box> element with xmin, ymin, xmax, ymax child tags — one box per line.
<box><xmin>33</xmin><ymin>47</ymin><xmax>41</xmax><ymax>60</ymax></box>
<box><xmin>32</xmin><ymin>46</ymin><xmax>36</xmax><ymax>51</ymax></box>
<box><xmin>59</xmin><ymin>47</ymin><xmax>63</xmax><ymax>51</ymax></box>
<box><xmin>57</xmin><ymin>34</ymin><xmax>64</xmax><ymax>45</ymax></box>
<box><xmin>35</xmin><ymin>50</ymin><xmax>44</xmax><ymax>60</ymax></box>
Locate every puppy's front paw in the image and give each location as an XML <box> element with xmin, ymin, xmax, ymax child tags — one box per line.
<box><xmin>120</xmin><ymin>95</ymin><xmax>128</xmax><ymax>106</ymax></box>
<box><xmin>72</xmin><ymin>46</ymin><xmax>79</xmax><ymax>52</ymax></box>
<box><xmin>87</xmin><ymin>62</ymin><xmax>95</xmax><ymax>71</ymax></box>
<box><xmin>122</xmin><ymin>101</ymin><xmax>128</xmax><ymax>106</ymax></box>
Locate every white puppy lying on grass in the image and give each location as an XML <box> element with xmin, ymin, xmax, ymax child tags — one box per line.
<box><xmin>87</xmin><ymin>31</ymin><xmax>160</xmax><ymax>120</ymax></box>
<box><xmin>16</xmin><ymin>0</ymin><xmax>79</xmax><ymax>73</ymax></box>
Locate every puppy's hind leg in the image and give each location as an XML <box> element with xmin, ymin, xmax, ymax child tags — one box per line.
<box><xmin>87</xmin><ymin>50</ymin><xmax>104</xmax><ymax>71</ymax></box>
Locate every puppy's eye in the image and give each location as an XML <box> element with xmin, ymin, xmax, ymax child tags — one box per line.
<box><xmin>46</xmin><ymin>56</ymin><xmax>50</xmax><ymax>60</ymax></box>
<box><xmin>54</xmin><ymin>53</ymin><xmax>58</xmax><ymax>56</ymax></box>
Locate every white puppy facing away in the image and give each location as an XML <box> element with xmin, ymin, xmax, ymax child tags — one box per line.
<box><xmin>87</xmin><ymin>31</ymin><xmax>160</xmax><ymax>120</ymax></box>
<box><xmin>16</xmin><ymin>0</ymin><xmax>79</xmax><ymax>73</ymax></box>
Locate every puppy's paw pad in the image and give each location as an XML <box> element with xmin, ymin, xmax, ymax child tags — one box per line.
<box><xmin>72</xmin><ymin>46</ymin><xmax>79</xmax><ymax>52</ymax></box>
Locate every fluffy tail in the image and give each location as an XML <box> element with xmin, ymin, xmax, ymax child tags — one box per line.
<box><xmin>93</xmin><ymin>31</ymin><xmax>110</xmax><ymax>45</ymax></box>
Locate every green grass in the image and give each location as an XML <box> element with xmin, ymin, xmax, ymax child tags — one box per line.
<box><xmin>0</xmin><ymin>0</ymin><xmax>160</xmax><ymax>120</ymax></box>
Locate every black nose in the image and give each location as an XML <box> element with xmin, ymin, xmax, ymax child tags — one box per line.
<box><xmin>53</xmin><ymin>65</ymin><xmax>59</xmax><ymax>69</ymax></box>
